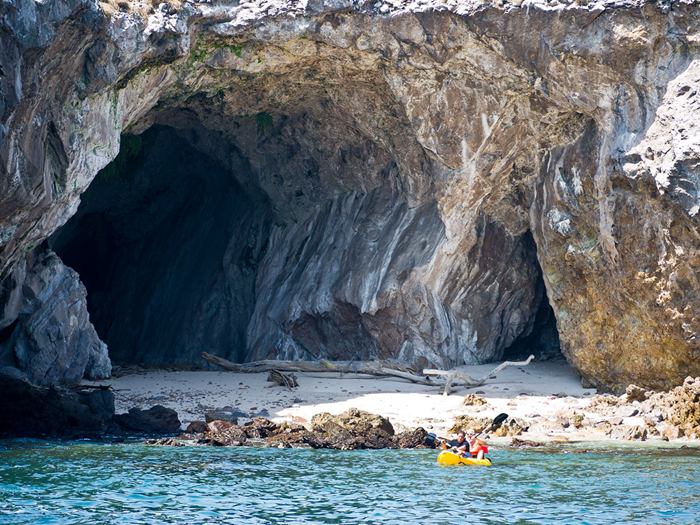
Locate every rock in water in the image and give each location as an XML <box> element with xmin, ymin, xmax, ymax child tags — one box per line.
<box><xmin>396</xmin><ymin>427</ymin><xmax>432</xmax><ymax>449</ymax></box>
<box><xmin>0</xmin><ymin>371</ymin><xmax>114</xmax><ymax>437</ymax></box>
<box><xmin>311</xmin><ymin>409</ymin><xmax>395</xmax><ymax>436</ymax></box>
<box><xmin>114</xmin><ymin>405</ymin><xmax>181</xmax><ymax>434</ymax></box>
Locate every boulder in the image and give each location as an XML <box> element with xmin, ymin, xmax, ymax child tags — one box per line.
<box><xmin>204</xmin><ymin>425</ymin><xmax>247</xmax><ymax>446</ymax></box>
<box><xmin>493</xmin><ymin>418</ymin><xmax>527</xmax><ymax>437</ymax></box>
<box><xmin>463</xmin><ymin>394</ymin><xmax>488</xmax><ymax>407</ymax></box>
<box><xmin>207</xmin><ymin>420</ymin><xmax>236</xmax><ymax>433</ymax></box>
<box><xmin>311</xmin><ymin>409</ymin><xmax>394</xmax><ymax>436</ymax></box>
<box><xmin>266</xmin><ymin>428</ymin><xmax>321</xmax><ymax>449</ymax></box>
<box><xmin>243</xmin><ymin>417</ymin><xmax>281</xmax><ymax>438</ymax></box>
<box><xmin>449</xmin><ymin>415</ymin><xmax>491</xmax><ymax>434</ymax></box>
<box><xmin>0</xmin><ymin>372</ymin><xmax>115</xmax><ymax>437</ymax></box>
<box><xmin>114</xmin><ymin>405</ymin><xmax>181</xmax><ymax>434</ymax></box>
<box><xmin>625</xmin><ymin>384</ymin><xmax>650</xmax><ymax>403</ymax></box>
<box><xmin>186</xmin><ymin>420</ymin><xmax>207</xmax><ymax>434</ymax></box>
<box><xmin>396</xmin><ymin>427</ymin><xmax>432</xmax><ymax>449</ymax></box>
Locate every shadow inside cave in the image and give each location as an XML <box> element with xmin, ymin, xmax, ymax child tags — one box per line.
<box><xmin>51</xmin><ymin>124</ymin><xmax>563</xmax><ymax>372</ymax></box>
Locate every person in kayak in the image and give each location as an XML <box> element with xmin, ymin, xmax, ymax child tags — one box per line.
<box><xmin>441</xmin><ymin>430</ymin><xmax>469</xmax><ymax>455</ymax></box>
<box><xmin>466</xmin><ymin>429</ymin><xmax>489</xmax><ymax>460</ymax></box>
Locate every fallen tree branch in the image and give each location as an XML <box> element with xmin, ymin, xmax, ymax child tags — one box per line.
<box><xmin>203</xmin><ymin>352</ymin><xmax>537</xmax><ymax>395</ymax></box>
<box><xmin>202</xmin><ymin>352</ymin><xmax>438</xmax><ymax>386</ymax></box>
<box><xmin>424</xmin><ymin>354</ymin><xmax>535</xmax><ymax>395</ymax></box>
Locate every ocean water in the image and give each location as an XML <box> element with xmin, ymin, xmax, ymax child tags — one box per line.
<box><xmin>1</xmin><ymin>440</ymin><xmax>699</xmax><ymax>524</ymax></box>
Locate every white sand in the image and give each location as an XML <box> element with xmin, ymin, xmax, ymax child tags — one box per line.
<box><xmin>91</xmin><ymin>360</ymin><xmax>627</xmax><ymax>442</ymax></box>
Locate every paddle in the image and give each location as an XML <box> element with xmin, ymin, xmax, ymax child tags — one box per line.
<box><xmin>428</xmin><ymin>412</ymin><xmax>509</xmax><ymax>448</ymax></box>
<box><xmin>473</xmin><ymin>412</ymin><xmax>509</xmax><ymax>439</ymax></box>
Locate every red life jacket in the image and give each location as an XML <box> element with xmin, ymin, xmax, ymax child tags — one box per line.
<box><xmin>471</xmin><ymin>443</ymin><xmax>488</xmax><ymax>456</ymax></box>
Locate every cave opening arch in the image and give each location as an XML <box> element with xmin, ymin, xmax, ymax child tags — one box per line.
<box><xmin>51</xmin><ymin>121</ymin><xmax>562</xmax><ymax>371</ymax></box>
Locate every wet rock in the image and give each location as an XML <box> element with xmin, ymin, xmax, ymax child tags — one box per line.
<box><xmin>145</xmin><ymin>437</ymin><xmax>185</xmax><ymax>447</ymax></box>
<box><xmin>114</xmin><ymin>405</ymin><xmax>181</xmax><ymax>434</ymax></box>
<box><xmin>0</xmin><ymin>372</ymin><xmax>115</xmax><ymax>437</ymax></box>
<box><xmin>207</xmin><ymin>420</ymin><xmax>236</xmax><ymax>433</ymax></box>
<box><xmin>510</xmin><ymin>438</ymin><xmax>546</xmax><ymax>448</ymax></box>
<box><xmin>243</xmin><ymin>417</ymin><xmax>281</xmax><ymax>438</ymax></box>
<box><xmin>307</xmin><ymin>409</ymin><xmax>398</xmax><ymax>449</ymax></box>
<box><xmin>396</xmin><ymin>427</ymin><xmax>432</xmax><ymax>449</ymax></box>
<box><xmin>204</xmin><ymin>425</ymin><xmax>248</xmax><ymax>446</ymax></box>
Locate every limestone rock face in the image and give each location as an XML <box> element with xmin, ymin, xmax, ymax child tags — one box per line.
<box><xmin>0</xmin><ymin>0</ymin><xmax>699</xmax><ymax>393</ymax></box>
<box><xmin>0</xmin><ymin>248</ymin><xmax>110</xmax><ymax>385</ymax></box>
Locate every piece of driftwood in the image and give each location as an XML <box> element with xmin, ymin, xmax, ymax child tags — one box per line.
<box><xmin>267</xmin><ymin>369</ymin><xmax>299</xmax><ymax>389</ymax></box>
<box><xmin>424</xmin><ymin>354</ymin><xmax>535</xmax><ymax>395</ymax></box>
<box><xmin>202</xmin><ymin>352</ymin><xmax>438</xmax><ymax>386</ymax></box>
<box><xmin>202</xmin><ymin>352</ymin><xmax>536</xmax><ymax>394</ymax></box>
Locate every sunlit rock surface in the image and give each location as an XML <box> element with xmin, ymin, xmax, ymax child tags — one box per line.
<box><xmin>0</xmin><ymin>0</ymin><xmax>699</xmax><ymax>392</ymax></box>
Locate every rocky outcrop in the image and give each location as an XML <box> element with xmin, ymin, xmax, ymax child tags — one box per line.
<box><xmin>153</xmin><ymin>409</ymin><xmax>434</xmax><ymax>449</ymax></box>
<box><xmin>0</xmin><ymin>0</ymin><xmax>699</xmax><ymax>398</ymax></box>
<box><xmin>588</xmin><ymin>376</ymin><xmax>700</xmax><ymax>439</ymax></box>
<box><xmin>114</xmin><ymin>404</ymin><xmax>181</xmax><ymax>434</ymax></box>
<box><xmin>0</xmin><ymin>371</ymin><xmax>115</xmax><ymax>437</ymax></box>
<box><xmin>0</xmin><ymin>248</ymin><xmax>110</xmax><ymax>385</ymax></box>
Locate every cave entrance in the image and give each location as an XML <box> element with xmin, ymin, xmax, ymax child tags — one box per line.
<box><xmin>51</xmin><ymin>126</ymin><xmax>269</xmax><ymax>367</ymax></box>
<box><xmin>50</xmin><ymin>120</ymin><xmax>563</xmax><ymax>371</ymax></box>
<box><xmin>502</xmin><ymin>266</ymin><xmax>562</xmax><ymax>362</ymax></box>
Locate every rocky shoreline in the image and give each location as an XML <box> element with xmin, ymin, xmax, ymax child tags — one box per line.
<box><xmin>146</xmin><ymin>409</ymin><xmax>434</xmax><ymax>450</ymax></box>
<box><xmin>140</xmin><ymin>377</ymin><xmax>700</xmax><ymax>450</ymax></box>
<box><xmin>451</xmin><ymin>377</ymin><xmax>700</xmax><ymax>444</ymax></box>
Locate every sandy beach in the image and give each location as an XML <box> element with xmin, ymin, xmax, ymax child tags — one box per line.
<box><xmin>87</xmin><ymin>359</ymin><xmax>699</xmax><ymax>445</ymax></box>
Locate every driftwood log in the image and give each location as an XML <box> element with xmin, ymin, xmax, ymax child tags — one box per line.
<box><xmin>424</xmin><ymin>355</ymin><xmax>535</xmax><ymax>395</ymax></box>
<box><xmin>202</xmin><ymin>352</ymin><xmax>536</xmax><ymax>394</ymax></box>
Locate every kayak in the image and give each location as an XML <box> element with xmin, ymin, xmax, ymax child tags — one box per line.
<box><xmin>437</xmin><ymin>450</ymin><xmax>492</xmax><ymax>467</ymax></box>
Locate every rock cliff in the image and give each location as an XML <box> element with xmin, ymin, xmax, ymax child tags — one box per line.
<box><xmin>1</xmin><ymin>0</ymin><xmax>699</xmax><ymax>397</ymax></box>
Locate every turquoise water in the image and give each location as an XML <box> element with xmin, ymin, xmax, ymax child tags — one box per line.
<box><xmin>1</xmin><ymin>441</ymin><xmax>699</xmax><ymax>524</ymax></box>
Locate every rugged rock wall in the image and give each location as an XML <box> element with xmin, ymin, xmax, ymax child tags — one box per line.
<box><xmin>1</xmin><ymin>0</ymin><xmax>699</xmax><ymax>392</ymax></box>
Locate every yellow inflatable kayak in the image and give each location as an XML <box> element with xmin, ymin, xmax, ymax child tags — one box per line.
<box><xmin>437</xmin><ymin>450</ymin><xmax>492</xmax><ymax>467</ymax></box>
